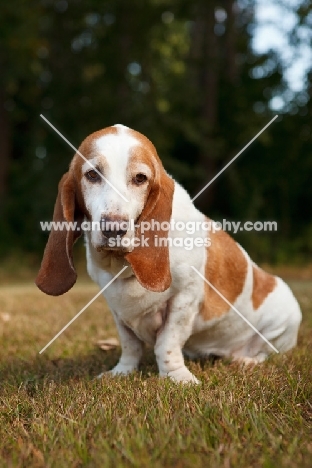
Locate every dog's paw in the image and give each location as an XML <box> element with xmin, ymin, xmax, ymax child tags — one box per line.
<box><xmin>164</xmin><ymin>367</ymin><xmax>200</xmax><ymax>384</ymax></box>
<box><xmin>97</xmin><ymin>363</ymin><xmax>137</xmax><ymax>379</ymax></box>
<box><xmin>233</xmin><ymin>355</ymin><xmax>265</xmax><ymax>367</ymax></box>
<box><xmin>110</xmin><ymin>363</ymin><xmax>138</xmax><ymax>376</ymax></box>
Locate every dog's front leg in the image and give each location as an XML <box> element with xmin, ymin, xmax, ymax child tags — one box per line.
<box><xmin>99</xmin><ymin>313</ymin><xmax>143</xmax><ymax>378</ymax></box>
<box><xmin>155</xmin><ymin>298</ymin><xmax>199</xmax><ymax>384</ymax></box>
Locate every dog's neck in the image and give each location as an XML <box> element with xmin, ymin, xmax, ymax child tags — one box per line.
<box><xmin>85</xmin><ymin>232</ymin><xmax>133</xmax><ymax>279</ymax></box>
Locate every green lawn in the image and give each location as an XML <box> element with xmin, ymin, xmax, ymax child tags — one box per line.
<box><xmin>0</xmin><ymin>277</ymin><xmax>311</xmax><ymax>467</ymax></box>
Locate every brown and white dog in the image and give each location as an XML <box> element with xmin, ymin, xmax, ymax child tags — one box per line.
<box><xmin>36</xmin><ymin>125</ymin><xmax>302</xmax><ymax>383</ymax></box>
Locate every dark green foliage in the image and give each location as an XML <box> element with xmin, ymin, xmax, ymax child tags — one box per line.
<box><xmin>0</xmin><ymin>0</ymin><xmax>311</xmax><ymax>263</ymax></box>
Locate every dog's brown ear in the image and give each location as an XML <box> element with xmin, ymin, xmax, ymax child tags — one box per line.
<box><xmin>125</xmin><ymin>165</ymin><xmax>174</xmax><ymax>293</ymax></box>
<box><xmin>35</xmin><ymin>172</ymin><xmax>83</xmax><ymax>296</ymax></box>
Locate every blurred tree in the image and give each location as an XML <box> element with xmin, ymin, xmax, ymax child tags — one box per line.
<box><xmin>0</xmin><ymin>0</ymin><xmax>311</xmax><ymax>263</ymax></box>
<box><xmin>0</xmin><ymin>88</ymin><xmax>10</xmax><ymax>205</ymax></box>
<box><xmin>0</xmin><ymin>2</ymin><xmax>42</xmax><ymax>208</ymax></box>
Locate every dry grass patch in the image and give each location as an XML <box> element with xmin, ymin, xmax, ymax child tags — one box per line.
<box><xmin>0</xmin><ymin>278</ymin><xmax>311</xmax><ymax>467</ymax></box>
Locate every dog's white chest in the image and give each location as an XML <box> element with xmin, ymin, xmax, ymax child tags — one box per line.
<box><xmin>123</xmin><ymin>304</ymin><xmax>168</xmax><ymax>345</ymax></box>
<box><xmin>96</xmin><ymin>270</ymin><xmax>171</xmax><ymax>345</ymax></box>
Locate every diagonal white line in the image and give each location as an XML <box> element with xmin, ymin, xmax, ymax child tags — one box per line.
<box><xmin>191</xmin><ymin>115</ymin><xmax>279</xmax><ymax>202</ymax></box>
<box><xmin>40</xmin><ymin>114</ymin><xmax>129</xmax><ymax>203</ymax></box>
<box><xmin>39</xmin><ymin>266</ymin><xmax>128</xmax><ymax>354</ymax></box>
<box><xmin>191</xmin><ymin>266</ymin><xmax>279</xmax><ymax>354</ymax></box>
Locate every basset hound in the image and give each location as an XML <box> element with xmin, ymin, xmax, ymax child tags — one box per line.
<box><xmin>36</xmin><ymin>124</ymin><xmax>302</xmax><ymax>383</ymax></box>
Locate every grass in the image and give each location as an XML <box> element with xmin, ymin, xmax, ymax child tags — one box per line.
<box><xmin>0</xmin><ymin>273</ymin><xmax>311</xmax><ymax>467</ymax></box>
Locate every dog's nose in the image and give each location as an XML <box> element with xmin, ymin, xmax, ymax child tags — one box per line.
<box><xmin>101</xmin><ymin>217</ymin><xmax>129</xmax><ymax>239</ymax></box>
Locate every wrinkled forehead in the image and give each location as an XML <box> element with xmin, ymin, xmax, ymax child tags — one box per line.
<box><xmin>72</xmin><ymin>124</ymin><xmax>157</xmax><ymax>176</ymax></box>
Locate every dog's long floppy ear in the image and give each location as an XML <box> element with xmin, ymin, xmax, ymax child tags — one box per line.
<box><xmin>125</xmin><ymin>165</ymin><xmax>174</xmax><ymax>293</ymax></box>
<box><xmin>35</xmin><ymin>172</ymin><xmax>83</xmax><ymax>296</ymax></box>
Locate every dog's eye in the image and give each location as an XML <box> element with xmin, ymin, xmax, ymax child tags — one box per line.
<box><xmin>86</xmin><ymin>170</ymin><xmax>101</xmax><ymax>182</ymax></box>
<box><xmin>133</xmin><ymin>173</ymin><xmax>147</xmax><ymax>185</ymax></box>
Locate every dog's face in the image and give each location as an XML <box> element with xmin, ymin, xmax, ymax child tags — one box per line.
<box><xmin>76</xmin><ymin>125</ymin><xmax>156</xmax><ymax>252</ymax></box>
<box><xmin>36</xmin><ymin>125</ymin><xmax>175</xmax><ymax>296</ymax></box>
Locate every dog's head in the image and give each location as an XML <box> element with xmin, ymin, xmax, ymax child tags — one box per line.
<box><xmin>35</xmin><ymin>125</ymin><xmax>174</xmax><ymax>296</ymax></box>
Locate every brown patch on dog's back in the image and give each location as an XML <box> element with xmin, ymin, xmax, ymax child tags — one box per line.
<box><xmin>200</xmin><ymin>224</ymin><xmax>248</xmax><ymax>320</ymax></box>
<box><xmin>252</xmin><ymin>265</ymin><xmax>276</xmax><ymax>309</ymax></box>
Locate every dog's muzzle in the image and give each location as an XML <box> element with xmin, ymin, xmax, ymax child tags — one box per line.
<box><xmin>100</xmin><ymin>216</ymin><xmax>129</xmax><ymax>240</ymax></box>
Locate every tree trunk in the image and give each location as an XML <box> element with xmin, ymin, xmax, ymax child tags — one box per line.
<box><xmin>224</xmin><ymin>0</ymin><xmax>238</xmax><ymax>84</ymax></box>
<box><xmin>116</xmin><ymin>1</ymin><xmax>133</xmax><ymax>122</ymax></box>
<box><xmin>190</xmin><ymin>0</ymin><xmax>219</xmax><ymax>212</ymax></box>
<box><xmin>0</xmin><ymin>87</ymin><xmax>11</xmax><ymax>208</ymax></box>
